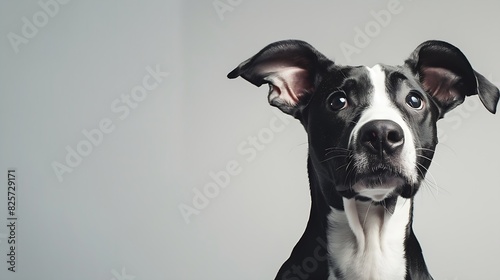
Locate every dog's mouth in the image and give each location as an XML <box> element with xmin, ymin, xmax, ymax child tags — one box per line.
<box><xmin>353</xmin><ymin>173</ymin><xmax>405</xmax><ymax>201</ymax></box>
<box><xmin>337</xmin><ymin>166</ymin><xmax>411</xmax><ymax>202</ymax></box>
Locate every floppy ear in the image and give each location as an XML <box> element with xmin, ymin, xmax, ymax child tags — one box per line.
<box><xmin>227</xmin><ymin>40</ymin><xmax>331</xmax><ymax>117</ymax></box>
<box><xmin>405</xmin><ymin>40</ymin><xmax>500</xmax><ymax>118</ymax></box>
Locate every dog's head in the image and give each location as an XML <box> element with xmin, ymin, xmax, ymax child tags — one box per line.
<box><xmin>228</xmin><ymin>40</ymin><xmax>499</xmax><ymax>204</ymax></box>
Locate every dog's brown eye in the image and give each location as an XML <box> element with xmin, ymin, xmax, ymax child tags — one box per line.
<box><xmin>327</xmin><ymin>91</ymin><xmax>348</xmax><ymax>111</ymax></box>
<box><xmin>406</xmin><ymin>91</ymin><xmax>423</xmax><ymax>109</ymax></box>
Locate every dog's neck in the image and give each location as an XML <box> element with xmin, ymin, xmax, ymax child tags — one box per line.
<box><xmin>306</xmin><ymin>157</ymin><xmax>417</xmax><ymax>280</ymax></box>
<box><xmin>325</xmin><ymin>197</ymin><xmax>412</xmax><ymax>280</ymax></box>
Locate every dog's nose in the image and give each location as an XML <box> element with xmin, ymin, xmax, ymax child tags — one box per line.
<box><xmin>358</xmin><ymin>120</ymin><xmax>404</xmax><ymax>156</ymax></box>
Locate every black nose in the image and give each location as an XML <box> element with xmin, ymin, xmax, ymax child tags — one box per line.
<box><xmin>358</xmin><ymin>120</ymin><xmax>404</xmax><ymax>156</ymax></box>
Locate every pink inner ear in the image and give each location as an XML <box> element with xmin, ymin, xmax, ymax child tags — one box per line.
<box><xmin>421</xmin><ymin>66</ymin><xmax>461</xmax><ymax>103</ymax></box>
<box><xmin>259</xmin><ymin>65</ymin><xmax>312</xmax><ymax>106</ymax></box>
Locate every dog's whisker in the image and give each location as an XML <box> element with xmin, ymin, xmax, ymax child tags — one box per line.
<box><xmin>321</xmin><ymin>155</ymin><xmax>350</xmax><ymax>163</ymax></box>
<box><xmin>325</xmin><ymin>146</ymin><xmax>351</xmax><ymax>151</ymax></box>
<box><xmin>416</xmin><ymin>162</ymin><xmax>446</xmax><ymax>198</ymax></box>
<box><xmin>343</xmin><ymin>160</ymin><xmax>356</xmax><ymax>188</ymax></box>
<box><xmin>416</xmin><ymin>155</ymin><xmax>442</xmax><ymax>168</ymax></box>
<box><xmin>324</xmin><ymin>148</ymin><xmax>351</xmax><ymax>156</ymax></box>
<box><xmin>415</xmin><ymin>147</ymin><xmax>436</xmax><ymax>153</ymax></box>
<box><xmin>328</xmin><ymin>153</ymin><xmax>349</xmax><ymax>158</ymax></box>
<box><xmin>345</xmin><ymin>157</ymin><xmax>353</xmax><ymax>172</ymax></box>
<box><xmin>424</xmin><ymin>176</ymin><xmax>450</xmax><ymax>196</ymax></box>
<box><xmin>416</xmin><ymin>164</ymin><xmax>436</xmax><ymax>199</ymax></box>
<box><xmin>325</xmin><ymin>150</ymin><xmax>349</xmax><ymax>156</ymax></box>
<box><xmin>415</xmin><ymin>150</ymin><xmax>443</xmax><ymax>167</ymax></box>
<box><xmin>421</xmin><ymin>177</ymin><xmax>443</xmax><ymax>200</ymax></box>
<box><xmin>335</xmin><ymin>163</ymin><xmax>348</xmax><ymax>171</ymax></box>
<box><xmin>423</xmin><ymin>170</ymin><xmax>450</xmax><ymax>195</ymax></box>
<box><xmin>416</xmin><ymin>162</ymin><xmax>428</xmax><ymax>174</ymax></box>
<box><xmin>416</xmin><ymin>154</ymin><xmax>433</xmax><ymax>162</ymax></box>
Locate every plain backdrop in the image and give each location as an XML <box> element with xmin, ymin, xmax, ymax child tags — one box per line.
<box><xmin>1</xmin><ymin>1</ymin><xmax>499</xmax><ymax>279</ymax></box>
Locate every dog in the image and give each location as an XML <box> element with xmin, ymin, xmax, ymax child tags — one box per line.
<box><xmin>227</xmin><ymin>40</ymin><xmax>499</xmax><ymax>280</ymax></box>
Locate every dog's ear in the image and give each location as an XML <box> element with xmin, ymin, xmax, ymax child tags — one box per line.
<box><xmin>405</xmin><ymin>40</ymin><xmax>500</xmax><ymax>118</ymax></box>
<box><xmin>227</xmin><ymin>40</ymin><xmax>331</xmax><ymax>117</ymax></box>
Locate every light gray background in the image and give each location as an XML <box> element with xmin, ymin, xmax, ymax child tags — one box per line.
<box><xmin>1</xmin><ymin>1</ymin><xmax>499</xmax><ymax>279</ymax></box>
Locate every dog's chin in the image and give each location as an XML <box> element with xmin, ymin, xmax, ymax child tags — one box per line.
<box><xmin>352</xmin><ymin>176</ymin><xmax>403</xmax><ymax>202</ymax></box>
<box><xmin>338</xmin><ymin>171</ymin><xmax>414</xmax><ymax>202</ymax></box>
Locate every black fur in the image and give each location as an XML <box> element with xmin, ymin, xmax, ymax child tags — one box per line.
<box><xmin>228</xmin><ymin>40</ymin><xmax>499</xmax><ymax>279</ymax></box>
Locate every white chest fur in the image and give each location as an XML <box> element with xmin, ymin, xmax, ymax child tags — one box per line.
<box><xmin>326</xmin><ymin>197</ymin><xmax>411</xmax><ymax>280</ymax></box>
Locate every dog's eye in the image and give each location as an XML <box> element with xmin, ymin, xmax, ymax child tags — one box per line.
<box><xmin>327</xmin><ymin>91</ymin><xmax>348</xmax><ymax>111</ymax></box>
<box><xmin>405</xmin><ymin>91</ymin><xmax>424</xmax><ymax>109</ymax></box>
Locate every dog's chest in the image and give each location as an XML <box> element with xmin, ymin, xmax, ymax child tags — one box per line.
<box><xmin>326</xmin><ymin>198</ymin><xmax>411</xmax><ymax>280</ymax></box>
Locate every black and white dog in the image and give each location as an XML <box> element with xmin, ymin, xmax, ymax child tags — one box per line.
<box><xmin>228</xmin><ymin>40</ymin><xmax>499</xmax><ymax>280</ymax></box>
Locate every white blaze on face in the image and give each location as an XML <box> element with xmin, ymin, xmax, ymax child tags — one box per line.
<box><xmin>349</xmin><ymin>65</ymin><xmax>417</xmax><ymax>198</ymax></box>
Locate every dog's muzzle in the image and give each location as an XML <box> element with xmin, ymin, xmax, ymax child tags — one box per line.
<box><xmin>348</xmin><ymin>120</ymin><xmax>412</xmax><ymax>201</ymax></box>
